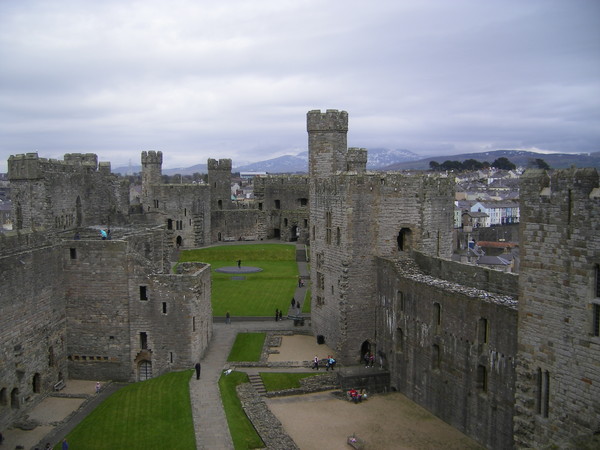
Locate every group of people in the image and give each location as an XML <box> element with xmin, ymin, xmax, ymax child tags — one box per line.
<box><xmin>363</xmin><ymin>351</ymin><xmax>375</xmax><ymax>368</ymax></box>
<box><xmin>347</xmin><ymin>388</ymin><xmax>368</xmax><ymax>403</ymax></box>
<box><xmin>274</xmin><ymin>309</ymin><xmax>283</xmax><ymax>321</ymax></box>
<box><xmin>311</xmin><ymin>355</ymin><xmax>336</xmax><ymax>371</ymax></box>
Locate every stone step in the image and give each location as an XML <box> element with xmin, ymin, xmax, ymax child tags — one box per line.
<box><xmin>247</xmin><ymin>374</ymin><xmax>267</xmax><ymax>395</ymax></box>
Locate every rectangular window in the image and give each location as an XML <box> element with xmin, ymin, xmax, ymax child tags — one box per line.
<box><xmin>162</xmin><ymin>302</ymin><xmax>167</xmax><ymax>314</ymax></box>
<box><xmin>433</xmin><ymin>302</ymin><xmax>442</xmax><ymax>333</ymax></box>
<box><xmin>70</xmin><ymin>248</ymin><xmax>77</xmax><ymax>259</ymax></box>
<box><xmin>140</xmin><ymin>332</ymin><xmax>148</xmax><ymax>349</ymax></box>
<box><xmin>140</xmin><ymin>286</ymin><xmax>148</xmax><ymax>301</ymax></box>
<box><xmin>193</xmin><ymin>316</ymin><xmax>196</xmax><ymax>332</ymax></box>
<box><xmin>593</xmin><ymin>304</ymin><xmax>600</xmax><ymax>337</ymax></box>
<box><xmin>275</xmin><ymin>199</ymin><xmax>281</xmax><ymax>209</ymax></box>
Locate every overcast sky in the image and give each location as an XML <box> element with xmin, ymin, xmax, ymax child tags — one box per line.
<box><xmin>1</xmin><ymin>0</ymin><xmax>598</xmax><ymax>172</ymax></box>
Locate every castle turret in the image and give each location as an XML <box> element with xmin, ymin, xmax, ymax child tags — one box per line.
<box><xmin>307</xmin><ymin>109</ymin><xmax>348</xmax><ymax>178</ymax></box>
<box><xmin>208</xmin><ymin>158</ymin><xmax>232</xmax><ymax>211</ymax></box>
<box><xmin>141</xmin><ymin>151</ymin><xmax>163</xmax><ymax>209</ymax></box>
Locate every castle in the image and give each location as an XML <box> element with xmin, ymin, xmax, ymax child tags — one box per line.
<box><xmin>1</xmin><ymin>110</ymin><xmax>598</xmax><ymax>449</ymax></box>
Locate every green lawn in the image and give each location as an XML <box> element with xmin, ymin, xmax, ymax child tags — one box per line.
<box><xmin>227</xmin><ymin>332</ymin><xmax>265</xmax><ymax>362</ymax></box>
<box><xmin>179</xmin><ymin>244</ymin><xmax>298</xmax><ymax>317</ymax></box>
<box><xmin>62</xmin><ymin>371</ymin><xmax>195</xmax><ymax>450</ymax></box>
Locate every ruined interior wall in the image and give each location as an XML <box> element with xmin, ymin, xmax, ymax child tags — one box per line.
<box><xmin>0</xmin><ymin>233</ymin><xmax>67</xmax><ymax>430</ymax></box>
<box><xmin>211</xmin><ymin>209</ymin><xmax>264</xmax><ymax>242</ymax></box>
<box><xmin>377</xmin><ymin>257</ymin><xmax>518</xmax><ymax>450</ymax></box>
<box><xmin>413</xmin><ymin>251</ymin><xmax>519</xmax><ymax>298</ymax></box>
<box><xmin>63</xmin><ymin>240</ymin><xmax>133</xmax><ymax>381</ymax></box>
<box><xmin>515</xmin><ymin>168</ymin><xmax>600</xmax><ymax>448</ymax></box>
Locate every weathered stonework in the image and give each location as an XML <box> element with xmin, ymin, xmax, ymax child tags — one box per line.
<box><xmin>515</xmin><ymin>168</ymin><xmax>600</xmax><ymax>448</ymax></box>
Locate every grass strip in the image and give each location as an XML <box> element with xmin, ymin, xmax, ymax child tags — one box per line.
<box><xmin>219</xmin><ymin>371</ymin><xmax>264</xmax><ymax>449</ymax></box>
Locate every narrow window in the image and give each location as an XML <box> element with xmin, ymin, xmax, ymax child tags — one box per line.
<box><xmin>70</xmin><ymin>248</ymin><xmax>77</xmax><ymax>259</ymax></box>
<box><xmin>536</xmin><ymin>368</ymin><xmax>542</xmax><ymax>414</ymax></box>
<box><xmin>478</xmin><ymin>318</ymin><xmax>488</xmax><ymax>344</ymax></box>
<box><xmin>140</xmin><ymin>332</ymin><xmax>148</xmax><ymax>349</ymax></box>
<box><xmin>433</xmin><ymin>302</ymin><xmax>442</xmax><ymax>332</ymax></box>
<box><xmin>275</xmin><ymin>199</ymin><xmax>281</xmax><ymax>209</ymax></box>
<box><xmin>477</xmin><ymin>365</ymin><xmax>487</xmax><ymax>391</ymax></box>
<box><xmin>336</xmin><ymin>227</ymin><xmax>341</xmax><ymax>246</ymax></box>
<box><xmin>167</xmin><ymin>219</ymin><xmax>173</xmax><ymax>230</ymax></box>
<box><xmin>432</xmin><ymin>344</ymin><xmax>440</xmax><ymax>370</ymax></box>
<box><xmin>193</xmin><ymin>316</ymin><xmax>196</xmax><ymax>332</ymax></box>
<box><xmin>593</xmin><ymin>304</ymin><xmax>600</xmax><ymax>337</ymax></box>
<box><xmin>304</xmin><ymin>219</ymin><xmax>308</xmax><ymax>227</ymax></box>
<box><xmin>0</xmin><ymin>387</ymin><xmax>7</xmax><ymax>406</ymax></box>
<box><xmin>543</xmin><ymin>370</ymin><xmax>550</xmax><ymax>418</ymax></box>
<box><xmin>170</xmin><ymin>352</ymin><xmax>173</xmax><ymax>363</ymax></box>
<box><xmin>162</xmin><ymin>302</ymin><xmax>167</xmax><ymax>314</ymax></box>
<box><xmin>48</xmin><ymin>346</ymin><xmax>55</xmax><ymax>367</ymax></box>
<box><xmin>396</xmin><ymin>328</ymin><xmax>403</xmax><ymax>352</ymax></box>
<box><xmin>596</xmin><ymin>265</ymin><xmax>600</xmax><ymax>297</ymax></box>
<box><xmin>140</xmin><ymin>286</ymin><xmax>148</xmax><ymax>301</ymax></box>
<box><xmin>284</xmin><ymin>218</ymin><xmax>288</xmax><ymax>227</ymax></box>
<box><xmin>258</xmin><ymin>202</ymin><xmax>263</xmax><ymax>211</ymax></box>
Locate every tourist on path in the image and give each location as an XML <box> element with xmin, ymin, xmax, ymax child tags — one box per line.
<box><xmin>225</xmin><ymin>311</ymin><xmax>231</xmax><ymax>324</ymax></box>
<box><xmin>312</xmin><ymin>355</ymin><xmax>319</xmax><ymax>370</ymax></box>
<box><xmin>237</xmin><ymin>259</ymin><xmax>241</xmax><ymax>269</ymax></box>
<box><xmin>275</xmin><ymin>309</ymin><xmax>279</xmax><ymax>321</ymax></box>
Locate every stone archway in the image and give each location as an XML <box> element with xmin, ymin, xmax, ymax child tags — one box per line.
<box><xmin>360</xmin><ymin>340</ymin><xmax>371</xmax><ymax>363</ymax></box>
<box><xmin>176</xmin><ymin>235</ymin><xmax>183</xmax><ymax>247</ymax></box>
<box><xmin>139</xmin><ymin>360</ymin><xmax>152</xmax><ymax>381</ymax></box>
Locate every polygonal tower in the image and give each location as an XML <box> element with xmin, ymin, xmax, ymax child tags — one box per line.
<box><xmin>141</xmin><ymin>151</ymin><xmax>163</xmax><ymax>209</ymax></box>
<box><xmin>208</xmin><ymin>158</ymin><xmax>232</xmax><ymax>211</ymax></box>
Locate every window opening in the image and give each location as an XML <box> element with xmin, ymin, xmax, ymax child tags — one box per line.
<box><xmin>70</xmin><ymin>248</ymin><xmax>77</xmax><ymax>259</ymax></box>
<box><xmin>140</xmin><ymin>286</ymin><xmax>148</xmax><ymax>301</ymax></box>
<box><xmin>140</xmin><ymin>332</ymin><xmax>148</xmax><ymax>349</ymax></box>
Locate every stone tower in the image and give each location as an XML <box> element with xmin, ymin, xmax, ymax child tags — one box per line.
<box><xmin>141</xmin><ymin>151</ymin><xmax>163</xmax><ymax>209</ymax></box>
<box><xmin>515</xmin><ymin>168</ymin><xmax>600</xmax><ymax>447</ymax></box>
<box><xmin>208</xmin><ymin>158</ymin><xmax>232</xmax><ymax>211</ymax></box>
<box><xmin>307</xmin><ymin>109</ymin><xmax>349</xmax><ymax>178</ymax></box>
<box><xmin>308</xmin><ymin>109</ymin><xmax>454</xmax><ymax>363</ymax></box>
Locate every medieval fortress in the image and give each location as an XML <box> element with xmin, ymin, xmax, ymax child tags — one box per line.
<box><xmin>1</xmin><ymin>110</ymin><xmax>598</xmax><ymax>449</ymax></box>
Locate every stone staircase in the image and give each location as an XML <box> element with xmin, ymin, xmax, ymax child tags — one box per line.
<box><xmin>247</xmin><ymin>374</ymin><xmax>266</xmax><ymax>395</ymax></box>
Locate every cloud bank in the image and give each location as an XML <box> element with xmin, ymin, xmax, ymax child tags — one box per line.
<box><xmin>1</xmin><ymin>0</ymin><xmax>598</xmax><ymax>171</ymax></box>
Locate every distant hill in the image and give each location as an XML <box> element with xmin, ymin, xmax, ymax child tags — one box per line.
<box><xmin>113</xmin><ymin>148</ymin><xmax>423</xmax><ymax>175</ymax></box>
<box><xmin>383</xmin><ymin>150</ymin><xmax>600</xmax><ymax>171</ymax></box>
<box><xmin>111</xmin><ymin>149</ymin><xmax>599</xmax><ymax>175</ymax></box>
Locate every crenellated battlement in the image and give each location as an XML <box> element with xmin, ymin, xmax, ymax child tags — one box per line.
<box><xmin>307</xmin><ymin>109</ymin><xmax>348</xmax><ymax>132</ymax></box>
<box><xmin>346</xmin><ymin>147</ymin><xmax>368</xmax><ymax>173</ymax></box>
<box><xmin>141</xmin><ymin>151</ymin><xmax>163</xmax><ymax>166</ymax></box>
<box><xmin>207</xmin><ymin>158</ymin><xmax>232</xmax><ymax>171</ymax></box>
<box><xmin>520</xmin><ymin>167</ymin><xmax>599</xmax><ymax>201</ymax></box>
<box><xmin>8</xmin><ymin>152</ymin><xmax>108</xmax><ymax>180</ymax></box>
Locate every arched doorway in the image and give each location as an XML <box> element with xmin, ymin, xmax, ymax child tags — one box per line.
<box><xmin>32</xmin><ymin>373</ymin><xmax>41</xmax><ymax>393</ymax></box>
<box><xmin>11</xmin><ymin>388</ymin><xmax>19</xmax><ymax>409</ymax></box>
<box><xmin>176</xmin><ymin>236</ymin><xmax>183</xmax><ymax>247</ymax></box>
<box><xmin>397</xmin><ymin>228</ymin><xmax>412</xmax><ymax>252</ymax></box>
<box><xmin>360</xmin><ymin>340</ymin><xmax>371</xmax><ymax>363</ymax></box>
<box><xmin>139</xmin><ymin>360</ymin><xmax>152</xmax><ymax>381</ymax></box>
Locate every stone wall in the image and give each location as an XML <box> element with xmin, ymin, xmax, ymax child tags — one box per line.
<box><xmin>376</xmin><ymin>257</ymin><xmax>518</xmax><ymax>450</ymax></box>
<box><xmin>0</xmin><ymin>235</ymin><xmax>67</xmax><ymax>430</ymax></box>
<box><xmin>514</xmin><ymin>168</ymin><xmax>600</xmax><ymax>448</ymax></box>
<box><xmin>8</xmin><ymin>153</ymin><xmax>129</xmax><ymax>232</ymax></box>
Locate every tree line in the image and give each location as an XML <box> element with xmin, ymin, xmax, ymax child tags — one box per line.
<box><xmin>429</xmin><ymin>157</ymin><xmax>550</xmax><ymax>172</ymax></box>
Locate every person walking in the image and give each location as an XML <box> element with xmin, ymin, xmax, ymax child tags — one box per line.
<box><xmin>225</xmin><ymin>311</ymin><xmax>231</xmax><ymax>324</ymax></box>
<box><xmin>195</xmin><ymin>362</ymin><xmax>201</xmax><ymax>380</ymax></box>
<box><xmin>312</xmin><ymin>355</ymin><xmax>319</xmax><ymax>370</ymax></box>
<box><xmin>275</xmin><ymin>309</ymin><xmax>279</xmax><ymax>321</ymax></box>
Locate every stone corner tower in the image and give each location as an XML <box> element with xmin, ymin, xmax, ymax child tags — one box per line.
<box><xmin>207</xmin><ymin>158</ymin><xmax>232</xmax><ymax>211</ymax></box>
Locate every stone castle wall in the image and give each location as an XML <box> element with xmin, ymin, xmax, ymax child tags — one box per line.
<box><xmin>0</xmin><ymin>236</ymin><xmax>68</xmax><ymax>430</ymax></box>
<box><xmin>376</xmin><ymin>257</ymin><xmax>518</xmax><ymax>450</ymax></box>
<box><xmin>8</xmin><ymin>153</ymin><xmax>129</xmax><ymax>231</ymax></box>
<box><xmin>514</xmin><ymin>168</ymin><xmax>600</xmax><ymax>448</ymax></box>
